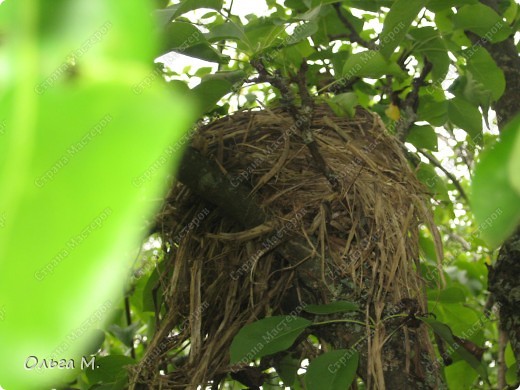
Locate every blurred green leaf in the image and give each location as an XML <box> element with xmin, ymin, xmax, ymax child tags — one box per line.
<box><xmin>471</xmin><ymin>115</ymin><xmax>520</xmax><ymax>248</ymax></box>
<box><xmin>508</xmin><ymin>116</ymin><xmax>520</xmax><ymax>196</ymax></box>
<box><xmin>506</xmin><ymin>363</ymin><xmax>518</xmax><ymax>386</ymax></box>
<box><xmin>0</xmin><ymin>1</ymin><xmax>193</xmax><ymax>388</ymax></box>
<box><xmin>445</xmin><ymin>361</ymin><xmax>480</xmax><ymax>390</ymax></box>
<box><xmin>84</xmin><ymin>329</ymin><xmax>106</xmax><ymax>355</ymax></box>
<box><xmin>427</xmin><ymin>286</ymin><xmax>466</xmax><ymax>303</ymax></box>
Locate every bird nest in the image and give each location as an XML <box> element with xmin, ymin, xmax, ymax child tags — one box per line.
<box><xmin>129</xmin><ymin>104</ymin><xmax>443</xmax><ymax>389</ymax></box>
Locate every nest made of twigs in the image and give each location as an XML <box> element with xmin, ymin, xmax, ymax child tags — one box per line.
<box><xmin>129</xmin><ymin>104</ymin><xmax>442</xmax><ymax>389</ymax></box>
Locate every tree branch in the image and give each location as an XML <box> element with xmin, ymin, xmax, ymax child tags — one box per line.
<box><xmin>251</xmin><ymin>59</ymin><xmax>340</xmax><ymax>190</ymax></box>
<box><xmin>418</xmin><ymin>148</ymin><xmax>469</xmax><ymax>202</ymax></box>
<box><xmin>332</xmin><ymin>3</ymin><xmax>377</xmax><ymax>50</ymax></box>
<box><xmin>396</xmin><ymin>59</ymin><xmax>433</xmax><ymax>141</ymax></box>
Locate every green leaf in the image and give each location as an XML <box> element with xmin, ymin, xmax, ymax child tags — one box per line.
<box><xmin>466</xmin><ymin>46</ymin><xmax>505</xmax><ymax>102</ymax></box>
<box><xmin>506</xmin><ymin>363</ymin><xmax>518</xmax><ymax>385</ymax></box>
<box><xmin>192</xmin><ymin>79</ymin><xmax>235</xmax><ymax>115</ymax></box>
<box><xmin>285</xmin><ymin>0</ymin><xmax>308</xmax><ymax>12</ymax></box>
<box><xmin>276</xmin><ymin>354</ymin><xmax>300</xmax><ymax>386</ymax></box>
<box><xmin>308</xmin><ymin>0</ymin><xmax>341</xmax><ymax>7</ymax></box>
<box><xmin>243</xmin><ymin>18</ymin><xmax>286</xmax><ymax>53</ymax></box>
<box><xmin>108</xmin><ymin>323</ymin><xmax>141</xmax><ymax>348</ymax></box>
<box><xmin>205</xmin><ymin>21</ymin><xmax>246</xmax><ymax>42</ymax></box>
<box><xmin>427</xmin><ymin>286</ymin><xmax>466</xmax><ymax>303</ymax></box>
<box><xmin>406</xmin><ymin>125</ymin><xmax>438</xmax><ymax>151</ymax></box>
<box><xmin>510</xmin><ymin>119</ymin><xmax>520</xmax><ymax>196</ymax></box>
<box><xmin>434</xmin><ymin>303</ymin><xmax>482</xmax><ymax>339</ymax></box>
<box><xmin>421</xmin><ymin>318</ymin><xmax>488</xmax><ymax>381</ymax></box>
<box><xmin>289</xmin><ymin>21</ymin><xmax>319</xmax><ymax>44</ymax></box>
<box><xmin>297</xmin><ymin>5</ymin><xmax>323</xmax><ymax>21</ymax></box>
<box><xmin>157</xmin><ymin>0</ymin><xmax>224</xmax><ymax>26</ymax></box>
<box><xmin>447</xmin><ymin>97</ymin><xmax>482</xmax><ymax>140</ymax></box>
<box><xmin>342</xmin><ymin>50</ymin><xmax>403</xmax><ymax>79</ymax></box>
<box><xmin>445</xmin><ymin>361</ymin><xmax>479</xmax><ymax>390</ymax></box>
<box><xmin>141</xmin><ymin>262</ymin><xmax>165</xmax><ymax>312</ymax></box>
<box><xmin>427</xmin><ymin>0</ymin><xmax>478</xmax><ymax>12</ymax></box>
<box><xmin>85</xmin><ymin>355</ymin><xmax>135</xmax><ymax>384</ymax></box>
<box><xmin>450</xmin><ymin>73</ymin><xmax>492</xmax><ymax>115</ymax></box>
<box><xmin>504</xmin><ymin>0</ymin><xmax>518</xmax><ymax>24</ymax></box>
<box><xmin>304</xmin><ymin>301</ymin><xmax>359</xmax><ymax>314</ymax></box>
<box><xmin>453</xmin><ymin>3</ymin><xmax>513</xmax><ymax>43</ymax></box>
<box><xmin>419</xmin><ymin>233</ymin><xmax>439</xmax><ymax>265</ymax></box>
<box><xmin>313</xmin><ymin>6</ymin><xmax>364</xmax><ymax>46</ymax></box>
<box><xmin>379</xmin><ymin>0</ymin><xmax>429</xmax><ymax>58</ymax></box>
<box><xmin>343</xmin><ymin>1</ymin><xmax>395</xmax><ymax>12</ymax></box>
<box><xmin>326</xmin><ymin>93</ymin><xmax>359</xmax><ymax>118</ymax></box>
<box><xmin>277</xmin><ymin>39</ymin><xmax>315</xmax><ymax>68</ymax></box>
<box><xmin>229</xmin><ymin>316</ymin><xmax>312</xmax><ymax>364</ymax></box>
<box><xmin>201</xmin><ymin>70</ymin><xmax>247</xmax><ymax>85</ymax></box>
<box><xmin>471</xmin><ymin>116</ymin><xmax>520</xmax><ymax>248</ymax></box>
<box><xmin>305</xmin><ymin>349</ymin><xmax>359</xmax><ymax>390</ymax></box>
<box><xmin>164</xmin><ymin>22</ymin><xmax>206</xmax><ymax>47</ymax></box>
<box><xmin>163</xmin><ymin>22</ymin><xmax>229</xmax><ymax>63</ymax></box>
<box><xmin>407</xmin><ymin>27</ymin><xmax>450</xmax><ymax>82</ymax></box>
<box><xmin>417</xmin><ymin>95</ymin><xmax>448</xmax><ymax>127</ymax></box>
